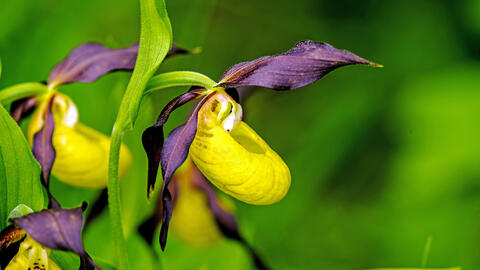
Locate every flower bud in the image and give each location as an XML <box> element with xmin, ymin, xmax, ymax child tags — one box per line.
<box><xmin>190</xmin><ymin>92</ymin><xmax>291</xmax><ymax>205</ymax></box>
<box><xmin>170</xmin><ymin>159</ymin><xmax>222</xmax><ymax>247</ymax></box>
<box><xmin>27</xmin><ymin>93</ymin><xmax>131</xmax><ymax>188</ymax></box>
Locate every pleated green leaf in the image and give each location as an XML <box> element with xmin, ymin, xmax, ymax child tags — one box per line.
<box><xmin>0</xmin><ymin>105</ymin><xmax>45</xmax><ymax>230</ymax></box>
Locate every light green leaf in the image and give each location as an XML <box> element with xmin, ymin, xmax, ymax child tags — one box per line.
<box><xmin>0</xmin><ymin>105</ymin><xmax>45</xmax><ymax>230</ymax></box>
<box><xmin>50</xmin><ymin>250</ymin><xmax>80</xmax><ymax>269</ymax></box>
<box><xmin>0</xmin><ymin>82</ymin><xmax>48</xmax><ymax>105</ymax></box>
<box><xmin>144</xmin><ymin>71</ymin><xmax>217</xmax><ymax>95</ymax></box>
<box><xmin>114</xmin><ymin>0</ymin><xmax>172</xmax><ymax>131</ymax></box>
<box><xmin>7</xmin><ymin>203</ymin><xmax>33</xmax><ymax>220</ymax></box>
<box><xmin>107</xmin><ymin>0</ymin><xmax>172</xmax><ymax>269</ymax></box>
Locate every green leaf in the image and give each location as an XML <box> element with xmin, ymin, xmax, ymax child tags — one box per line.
<box><xmin>106</xmin><ymin>0</ymin><xmax>172</xmax><ymax>269</ymax></box>
<box><xmin>114</xmin><ymin>0</ymin><xmax>172</xmax><ymax>131</ymax></box>
<box><xmin>0</xmin><ymin>105</ymin><xmax>45</xmax><ymax>230</ymax></box>
<box><xmin>50</xmin><ymin>250</ymin><xmax>80</xmax><ymax>269</ymax></box>
<box><xmin>0</xmin><ymin>82</ymin><xmax>48</xmax><ymax>105</ymax></box>
<box><xmin>144</xmin><ymin>71</ymin><xmax>217</xmax><ymax>95</ymax></box>
<box><xmin>7</xmin><ymin>203</ymin><xmax>33</xmax><ymax>220</ymax></box>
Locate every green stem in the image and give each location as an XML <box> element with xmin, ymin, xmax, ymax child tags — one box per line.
<box><xmin>144</xmin><ymin>71</ymin><xmax>217</xmax><ymax>95</ymax></box>
<box><xmin>0</xmin><ymin>82</ymin><xmax>48</xmax><ymax>105</ymax></box>
<box><xmin>107</xmin><ymin>130</ymin><xmax>130</xmax><ymax>270</ymax></box>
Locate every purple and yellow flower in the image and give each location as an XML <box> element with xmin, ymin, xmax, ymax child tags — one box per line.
<box><xmin>0</xmin><ymin>205</ymin><xmax>98</xmax><ymax>269</ymax></box>
<box><xmin>142</xmin><ymin>40</ymin><xmax>380</xmax><ymax>249</ymax></box>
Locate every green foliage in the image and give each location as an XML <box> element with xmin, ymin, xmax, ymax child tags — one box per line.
<box><xmin>107</xmin><ymin>0</ymin><xmax>172</xmax><ymax>269</ymax></box>
<box><xmin>0</xmin><ymin>82</ymin><xmax>48</xmax><ymax>105</ymax></box>
<box><xmin>0</xmin><ymin>105</ymin><xmax>45</xmax><ymax>230</ymax></box>
<box><xmin>114</xmin><ymin>0</ymin><xmax>172</xmax><ymax>131</ymax></box>
<box><xmin>145</xmin><ymin>71</ymin><xmax>217</xmax><ymax>95</ymax></box>
<box><xmin>1</xmin><ymin>0</ymin><xmax>480</xmax><ymax>269</ymax></box>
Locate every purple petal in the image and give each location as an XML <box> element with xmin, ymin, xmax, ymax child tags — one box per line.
<box><xmin>48</xmin><ymin>43</ymin><xmax>138</xmax><ymax>86</ymax></box>
<box><xmin>157</xmin><ymin>93</ymin><xmax>215</xmax><ymax>250</ymax></box>
<box><xmin>166</xmin><ymin>44</ymin><xmax>190</xmax><ymax>58</ymax></box>
<box><xmin>10</xmin><ymin>206</ymin><xmax>100</xmax><ymax>269</ymax></box>
<box><xmin>48</xmin><ymin>43</ymin><xmax>196</xmax><ymax>86</ymax></box>
<box><xmin>32</xmin><ymin>97</ymin><xmax>56</xmax><ymax>189</ymax></box>
<box><xmin>137</xmin><ymin>181</ymin><xmax>177</xmax><ymax>245</ymax></box>
<box><xmin>10</xmin><ymin>97</ymin><xmax>37</xmax><ymax>123</ymax></box>
<box><xmin>218</xmin><ymin>40</ymin><xmax>380</xmax><ymax>90</ymax></box>
<box><xmin>142</xmin><ymin>89</ymin><xmax>204</xmax><ymax>197</ymax></box>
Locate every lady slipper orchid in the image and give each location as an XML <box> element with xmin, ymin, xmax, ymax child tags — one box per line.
<box><xmin>5</xmin><ymin>235</ymin><xmax>61</xmax><ymax>270</ymax></box>
<box><xmin>138</xmin><ymin>158</ymin><xmax>269</xmax><ymax>268</ymax></box>
<box><xmin>169</xmin><ymin>158</ymin><xmax>224</xmax><ymax>246</ymax></box>
<box><xmin>27</xmin><ymin>93</ymin><xmax>132</xmax><ymax>188</ymax></box>
<box><xmin>0</xmin><ymin>42</ymin><xmax>189</xmax><ymax>192</ymax></box>
<box><xmin>142</xmin><ymin>40</ymin><xmax>381</xmax><ymax>249</ymax></box>
<box><xmin>0</xmin><ymin>205</ymin><xmax>99</xmax><ymax>269</ymax></box>
<box><xmin>189</xmin><ymin>91</ymin><xmax>290</xmax><ymax>205</ymax></box>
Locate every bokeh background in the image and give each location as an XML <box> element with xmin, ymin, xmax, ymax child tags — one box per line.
<box><xmin>1</xmin><ymin>0</ymin><xmax>480</xmax><ymax>269</ymax></box>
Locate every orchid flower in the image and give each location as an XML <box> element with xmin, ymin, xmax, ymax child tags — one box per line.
<box><xmin>0</xmin><ymin>205</ymin><xmax>99</xmax><ymax>269</ymax></box>
<box><xmin>0</xmin><ymin>42</ymin><xmax>189</xmax><ymax>191</ymax></box>
<box><xmin>138</xmin><ymin>157</ymin><xmax>269</xmax><ymax>269</ymax></box>
<box><xmin>142</xmin><ymin>40</ymin><xmax>381</xmax><ymax>249</ymax></box>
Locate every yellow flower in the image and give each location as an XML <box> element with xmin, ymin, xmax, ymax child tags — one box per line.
<box><xmin>170</xmin><ymin>158</ymin><xmax>223</xmax><ymax>247</ymax></box>
<box><xmin>189</xmin><ymin>91</ymin><xmax>291</xmax><ymax>205</ymax></box>
<box><xmin>27</xmin><ymin>93</ymin><xmax>131</xmax><ymax>188</ymax></box>
<box><xmin>6</xmin><ymin>235</ymin><xmax>61</xmax><ymax>270</ymax></box>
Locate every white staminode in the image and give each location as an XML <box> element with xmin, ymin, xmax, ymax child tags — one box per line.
<box><xmin>55</xmin><ymin>95</ymin><xmax>78</xmax><ymax>127</ymax></box>
<box><xmin>222</xmin><ymin>103</ymin><xmax>243</xmax><ymax>132</ymax></box>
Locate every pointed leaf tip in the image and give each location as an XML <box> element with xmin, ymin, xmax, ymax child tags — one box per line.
<box><xmin>218</xmin><ymin>40</ymin><xmax>380</xmax><ymax>90</ymax></box>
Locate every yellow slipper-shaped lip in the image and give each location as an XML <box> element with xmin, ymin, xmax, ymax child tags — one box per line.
<box><xmin>190</xmin><ymin>92</ymin><xmax>291</xmax><ymax>205</ymax></box>
<box><xmin>27</xmin><ymin>93</ymin><xmax>131</xmax><ymax>188</ymax></box>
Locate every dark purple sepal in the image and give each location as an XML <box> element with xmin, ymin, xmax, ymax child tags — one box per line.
<box><xmin>48</xmin><ymin>43</ymin><xmax>139</xmax><ymax>86</ymax></box>
<box><xmin>48</xmin><ymin>43</ymin><xmax>195</xmax><ymax>87</ymax></box>
<box><xmin>10</xmin><ymin>97</ymin><xmax>37</xmax><ymax>123</ymax></box>
<box><xmin>10</xmin><ymin>206</ymin><xmax>101</xmax><ymax>269</ymax></box>
<box><xmin>32</xmin><ymin>97</ymin><xmax>56</xmax><ymax>189</ymax></box>
<box><xmin>137</xmin><ymin>181</ymin><xmax>177</xmax><ymax>245</ymax></box>
<box><xmin>225</xmin><ymin>88</ymin><xmax>240</xmax><ymax>103</ymax></box>
<box><xmin>166</xmin><ymin>44</ymin><xmax>194</xmax><ymax>58</ymax></box>
<box><xmin>218</xmin><ymin>40</ymin><xmax>380</xmax><ymax>90</ymax></box>
<box><xmin>157</xmin><ymin>93</ymin><xmax>215</xmax><ymax>250</ymax></box>
<box><xmin>142</xmin><ymin>89</ymin><xmax>205</xmax><ymax>197</ymax></box>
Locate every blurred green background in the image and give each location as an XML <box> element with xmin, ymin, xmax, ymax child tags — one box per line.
<box><xmin>2</xmin><ymin>0</ymin><xmax>480</xmax><ymax>269</ymax></box>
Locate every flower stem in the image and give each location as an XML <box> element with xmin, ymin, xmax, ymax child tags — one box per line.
<box><xmin>108</xmin><ymin>129</ymin><xmax>130</xmax><ymax>270</ymax></box>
